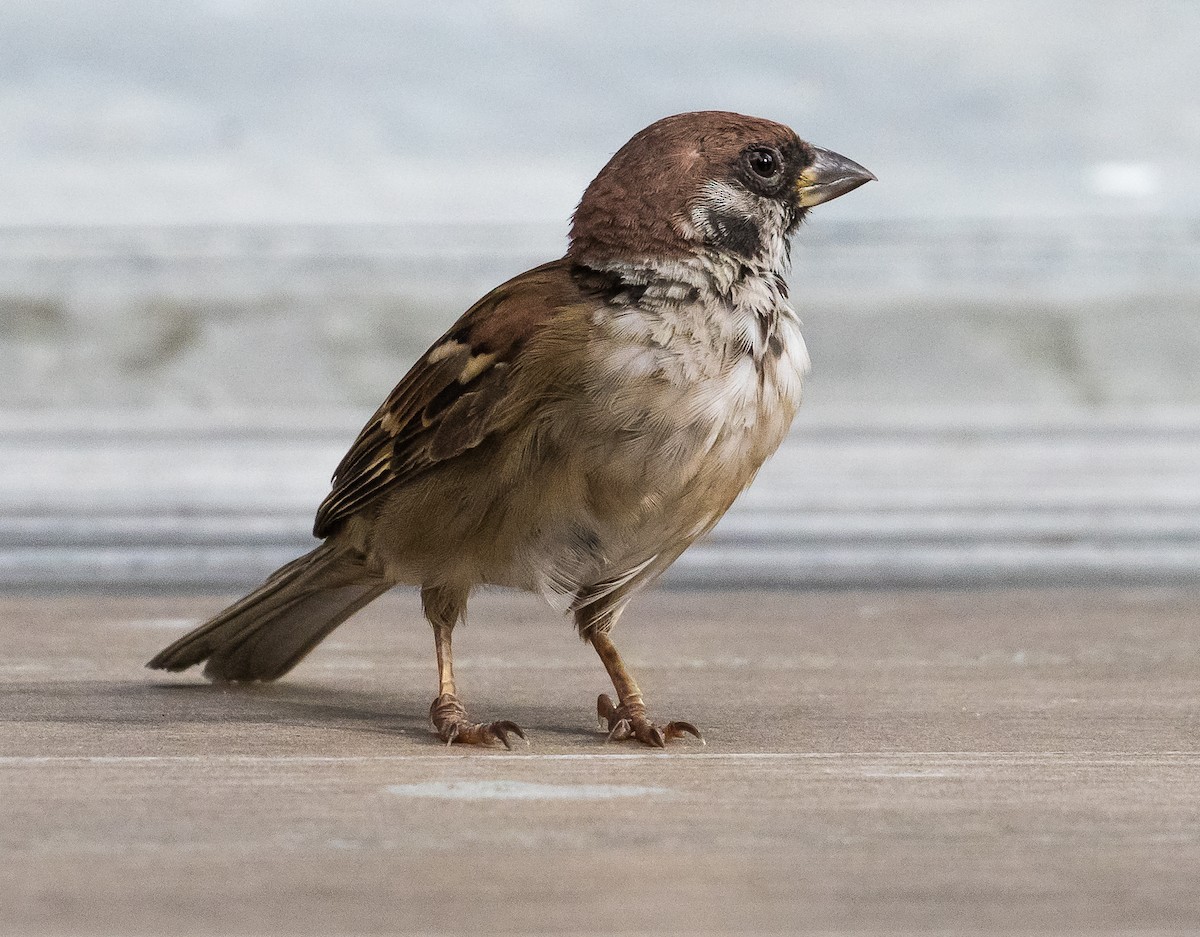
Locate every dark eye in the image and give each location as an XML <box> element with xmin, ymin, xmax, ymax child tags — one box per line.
<box><xmin>747</xmin><ymin>147</ymin><xmax>780</xmax><ymax>178</ymax></box>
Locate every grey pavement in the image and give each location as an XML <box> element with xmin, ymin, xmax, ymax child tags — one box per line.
<box><xmin>3</xmin><ymin>586</ymin><xmax>1200</xmax><ymax>935</ymax></box>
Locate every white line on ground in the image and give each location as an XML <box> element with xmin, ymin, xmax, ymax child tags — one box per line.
<box><xmin>3</xmin><ymin>752</ymin><xmax>1200</xmax><ymax>766</ymax></box>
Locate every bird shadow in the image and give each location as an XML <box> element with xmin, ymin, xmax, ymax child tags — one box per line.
<box><xmin>0</xmin><ymin>677</ymin><xmax>596</xmax><ymax>747</ymax></box>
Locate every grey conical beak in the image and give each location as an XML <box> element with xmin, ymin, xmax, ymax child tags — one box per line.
<box><xmin>795</xmin><ymin>146</ymin><xmax>876</xmax><ymax>207</ymax></box>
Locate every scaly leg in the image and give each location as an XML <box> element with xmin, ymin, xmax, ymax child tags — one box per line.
<box><xmin>424</xmin><ymin>586</ymin><xmax>525</xmax><ymax>749</ymax></box>
<box><xmin>586</xmin><ymin>625</ymin><xmax>704</xmax><ymax>749</ymax></box>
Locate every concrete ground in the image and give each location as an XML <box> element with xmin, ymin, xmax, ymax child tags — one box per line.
<box><xmin>3</xmin><ymin>586</ymin><xmax>1200</xmax><ymax>935</ymax></box>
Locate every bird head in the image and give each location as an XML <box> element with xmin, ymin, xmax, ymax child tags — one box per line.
<box><xmin>569</xmin><ymin>111</ymin><xmax>874</xmax><ymax>271</ymax></box>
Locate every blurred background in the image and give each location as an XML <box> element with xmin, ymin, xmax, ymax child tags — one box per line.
<box><xmin>2</xmin><ymin>0</ymin><xmax>1198</xmax><ymax>590</ymax></box>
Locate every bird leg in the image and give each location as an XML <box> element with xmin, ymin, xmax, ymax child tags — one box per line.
<box><xmin>589</xmin><ymin>630</ymin><xmax>704</xmax><ymax>748</ymax></box>
<box><xmin>424</xmin><ymin>587</ymin><xmax>525</xmax><ymax>749</ymax></box>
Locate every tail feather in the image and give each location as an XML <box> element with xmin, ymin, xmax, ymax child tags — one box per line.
<box><xmin>147</xmin><ymin>543</ymin><xmax>390</xmax><ymax>682</ymax></box>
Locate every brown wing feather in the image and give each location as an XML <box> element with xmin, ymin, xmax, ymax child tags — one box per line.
<box><xmin>313</xmin><ymin>258</ymin><xmax>579</xmax><ymax>537</ymax></box>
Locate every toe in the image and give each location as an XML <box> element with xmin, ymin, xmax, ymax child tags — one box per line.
<box><xmin>606</xmin><ymin>718</ymin><xmax>633</xmax><ymax>742</ymax></box>
<box><xmin>664</xmin><ymin>721</ymin><xmax>705</xmax><ymax>744</ymax></box>
<box><xmin>597</xmin><ymin>694</ymin><xmax>618</xmax><ymax>728</ymax></box>
<box><xmin>489</xmin><ymin>720</ymin><xmax>527</xmax><ymax>750</ymax></box>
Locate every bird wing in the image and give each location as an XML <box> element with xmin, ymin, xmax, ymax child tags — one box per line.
<box><xmin>313</xmin><ymin>258</ymin><xmax>582</xmax><ymax>537</ymax></box>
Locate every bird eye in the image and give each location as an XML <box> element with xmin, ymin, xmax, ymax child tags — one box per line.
<box><xmin>747</xmin><ymin>148</ymin><xmax>780</xmax><ymax>178</ymax></box>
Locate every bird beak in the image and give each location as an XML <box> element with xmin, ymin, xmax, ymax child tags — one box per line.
<box><xmin>795</xmin><ymin>146</ymin><xmax>876</xmax><ymax>207</ymax></box>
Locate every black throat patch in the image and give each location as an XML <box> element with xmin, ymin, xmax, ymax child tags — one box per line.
<box><xmin>706</xmin><ymin>211</ymin><xmax>762</xmax><ymax>260</ymax></box>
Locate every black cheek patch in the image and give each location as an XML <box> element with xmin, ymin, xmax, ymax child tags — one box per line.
<box><xmin>707</xmin><ymin>211</ymin><xmax>761</xmax><ymax>259</ymax></box>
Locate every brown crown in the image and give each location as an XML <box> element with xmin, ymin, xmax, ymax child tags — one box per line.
<box><xmin>567</xmin><ymin>111</ymin><xmax>807</xmax><ymax>265</ymax></box>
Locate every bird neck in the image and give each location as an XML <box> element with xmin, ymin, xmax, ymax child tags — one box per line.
<box><xmin>570</xmin><ymin>245</ymin><xmax>791</xmax><ymax>310</ymax></box>
<box><xmin>570</xmin><ymin>249</ymin><xmax>796</xmax><ymax>367</ymax></box>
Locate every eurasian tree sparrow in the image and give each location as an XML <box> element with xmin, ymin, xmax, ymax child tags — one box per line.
<box><xmin>149</xmin><ymin>111</ymin><xmax>875</xmax><ymax>748</ymax></box>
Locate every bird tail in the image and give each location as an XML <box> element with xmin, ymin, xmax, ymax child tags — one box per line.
<box><xmin>146</xmin><ymin>542</ymin><xmax>390</xmax><ymax>682</ymax></box>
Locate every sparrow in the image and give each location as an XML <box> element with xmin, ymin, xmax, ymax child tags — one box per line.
<box><xmin>148</xmin><ymin>111</ymin><xmax>874</xmax><ymax>748</ymax></box>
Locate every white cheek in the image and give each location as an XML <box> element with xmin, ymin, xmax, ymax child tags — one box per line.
<box><xmin>688</xmin><ymin>180</ymin><xmax>761</xmax><ymax>242</ymax></box>
<box><xmin>688</xmin><ymin>181</ymin><xmax>791</xmax><ymax>272</ymax></box>
<box><xmin>690</xmin><ymin>180</ymin><xmax>749</xmax><ymax>222</ymax></box>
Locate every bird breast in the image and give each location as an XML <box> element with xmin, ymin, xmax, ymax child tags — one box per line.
<box><xmin>581</xmin><ymin>262</ymin><xmax>809</xmax><ymax>524</ymax></box>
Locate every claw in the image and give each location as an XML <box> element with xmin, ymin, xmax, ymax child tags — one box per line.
<box><xmin>665</xmin><ymin>721</ymin><xmax>705</xmax><ymax>745</ymax></box>
<box><xmin>490</xmin><ymin>720</ymin><xmax>527</xmax><ymax>750</ymax></box>
<box><xmin>596</xmin><ymin>694</ymin><xmax>703</xmax><ymax>748</ymax></box>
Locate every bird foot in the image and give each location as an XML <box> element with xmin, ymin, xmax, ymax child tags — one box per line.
<box><xmin>596</xmin><ymin>694</ymin><xmax>704</xmax><ymax>748</ymax></box>
<box><xmin>430</xmin><ymin>693</ymin><xmax>526</xmax><ymax>749</ymax></box>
